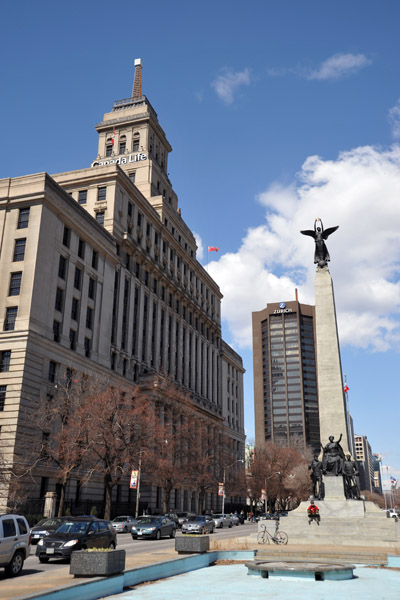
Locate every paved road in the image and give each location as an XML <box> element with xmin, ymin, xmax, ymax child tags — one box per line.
<box><xmin>2</xmin><ymin>522</ymin><xmax>257</xmax><ymax>579</ymax></box>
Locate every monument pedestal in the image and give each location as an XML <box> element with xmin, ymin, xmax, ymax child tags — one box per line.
<box><xmin>275</xmin><ymin>477</ymin><xmax>398</xmax><ymax>547</ymax></box>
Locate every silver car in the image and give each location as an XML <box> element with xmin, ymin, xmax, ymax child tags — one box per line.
<box><xmin>111</xmin><ymin>515</ymin><xmax>136</xmax><ymax>533</ymax></box>
<box><xmin>212</xmin><ymin>514</ymin><xmax>233</xmax><ymax>528</ymax></box>
<box><xmin>181</xmin><ymin>516</ymin><xmax>215</xmax><ymax>534</ymax></box>
<box><xmin>0</xmin><ymin>514</ymin><xmax>31</xmax><ymax>576</ymax></box>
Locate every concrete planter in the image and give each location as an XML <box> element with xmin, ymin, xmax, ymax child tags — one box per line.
<box><xmin>175</xmin><ymin>535</ymin><xmax>210</xmax><ymax>554</ymax></box>
<box><xmin>70</xmin><ymin>549</ymin><xmax>126</xmax><ymax>577</ymax></box>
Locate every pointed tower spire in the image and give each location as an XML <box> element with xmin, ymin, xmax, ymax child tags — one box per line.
<box><xmin>132</xmin><ymin>58</ymin><xmax>143</xmax><ymax>99</ymax></box>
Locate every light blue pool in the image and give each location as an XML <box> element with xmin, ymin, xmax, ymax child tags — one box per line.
<box><xmin>105</xmin><ymin>563</ymin><xmax>400</xmax><ymax>600</ymax></box>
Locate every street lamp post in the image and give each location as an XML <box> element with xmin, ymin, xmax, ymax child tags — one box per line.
<box><xmin>135</xmin><ymin>452</ymin><xmax>145</xmax><ymax>519</ymax></box>
<box><xmin>264</xmin><ymin>471</ymin><xmax>280</xmax><ymax>514</ymax></box>
<box><xmin>222</xmin><ymin>459</ymin><xmax>244</xmax><ymax>514</ymax></box>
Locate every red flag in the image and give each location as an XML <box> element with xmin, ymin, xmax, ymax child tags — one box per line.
<box><xmin>208</xmin><ymin>246</ymin><xmax>220</xmax><ymax>252</ymax></box>
<box><xmin>344</xmin><ymin>378</ymin><xmax>349</xmax><ymax>393</ymax></box>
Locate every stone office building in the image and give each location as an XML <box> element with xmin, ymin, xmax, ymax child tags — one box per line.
<box><xmin>252</xmin><ymin>297</ymin><xmax>320</xmax><ymax>451</ymax></box>
<box><xmin>0</xmin><ymin>60</ymin><xmax>245</xmax><ymax>513</ymax></box>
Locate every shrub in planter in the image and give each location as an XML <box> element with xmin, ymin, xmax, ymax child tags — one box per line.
<box><xmin>70</xmin><ymin>548</ymin><xmax>126</xmax><ymax>577</ymax></box>
<box><xmin>175</xmin><ymin>535</ymin><xmax>209</xmax><ymax>554</ymax></box>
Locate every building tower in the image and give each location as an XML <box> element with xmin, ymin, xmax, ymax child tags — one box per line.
<box><xmin>252</xmin><ymin>296</ymin><xmax>319</xmax><ymax>451</ymax></box>
<box><xmin>0</xmin><ymin>60</ymin><xmax>245</xmax><ymax>513</ymax></box>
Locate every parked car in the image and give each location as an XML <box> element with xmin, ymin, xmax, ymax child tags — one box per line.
<box><xmin>176</xmin><ymin>511</ymin><xmax>195</xmax><ymax>528</ymax></box>
<box><xmin>131</xmin><ymin>516</ymin><xmax>176</xmax><ymax>540</ymax></box>
<box><xmin>230</xmin><ymin>514</ymin><xmax>240</xmax><ymax>526</ymax></box>
<box><xmin>0</xmin><ymin>514</ymin><xmax>31</xmax><ymax>577</ymax></box>
<box><xmin>211</xmin><ymin>514</ymin><xmax>233</xmax><ymax>528</ymax></box>
<box><xmin>255</xmin><ymin>513</ymin><xmax>278</xmax><ymax>522</ymax></box>
<box><xmin>387</xmin><ymin>509</ymin><xmax>399</xmax><ymax>519</ymax></box>
<box><xmin>35</xmin><ymin>517</ymin><xmax>116</xmax><ymax>563</ymax></box>
<box><xmin>181</xmin><ymin>515</ymin><xmax>215</xmax><ymax>535</ymax></box>
<box><xmin>111</xmin><ymin>515</ymin><xmax>136</xmax><ymax>533</ymax></box>
<box><xmin>163</xmin><ymin>512</ymin><xmax>180</xmax><ymax>527</ymax></box>
<box><xmin>30</xmin><ymin>517</ymin><xmax>70</xmax><ymax>544</ymax></box>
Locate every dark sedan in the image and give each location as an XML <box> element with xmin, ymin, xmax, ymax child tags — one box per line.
<box><xmin>35</xmin><ymin>517</ymin><xmax>116</xmax><ymax>562</ymax></box>
<box><xmin>30</xmin><ymin>517</ymin><xmax>70</xmax><ymax>544</ymax></box>
<box><xmin>131</xmin><ymin>516</ymin><xmax>176</xmax><ymax>540</ymax></box>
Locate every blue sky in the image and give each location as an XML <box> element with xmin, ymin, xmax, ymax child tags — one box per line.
<box><xmin>1</xmin><ymin>1</ymin><xmax>399</xmax><ymax>479</ymax></box>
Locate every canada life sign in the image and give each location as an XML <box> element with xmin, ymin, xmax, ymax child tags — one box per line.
<box><xmin>91</xmin><ymin>152</ymin><xmax>147</xmax><ymax>168</ymax></box>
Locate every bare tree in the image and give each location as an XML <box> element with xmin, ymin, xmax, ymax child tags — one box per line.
<box><xmin>78</xmin><ymin>383</ymin><xmax>155</xmax><ymax>520</ymax></box>
<box><xmin>246</xmin><ymin>441</ymin><xmax>310</xmax><ymax>512</ymax></box>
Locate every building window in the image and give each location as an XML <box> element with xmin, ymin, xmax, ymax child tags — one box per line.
<box><xmin>96</xmin><ymin>211</ymin><xmax>105</xmax><ymax>226</ymax></box>
<box><xmin>88</xmin><ymin>278</ymin><xmax>95</xmax><ymax>300</ymax></box>
<box><xmin>137</xmin><ymin>212</ymin><xmax>142</xmax><ymax>227</ymax></box>
<box><xmin>71</xmin><ymin>298</ymin><xmax>79</xmax><ymax>321</ymax></box>
<box><xmin>119</xmin><ymin>140</ymin><xmax>126</xmax><ymax>154</ymax></box>
<box><xmin>133</xmin><ymin>134</ymin><xmax>139</xmax><ymax>152</ymax></box>
<box><xmin>97</xmin><ymin>187</ymin><xmax>107</xmax><ymax>202</ymax></box>
<box><xmin>78</xmin><ymin>239</ymin><xmax>85</xmax><ymax>259</ymax></box>
<box><xmin>62</xmin><ymin>226</ymin><xmax>70</xmax><ymax>248</ymax></box>
<box><xmin>13</xmin><ymin>238</ymin><xmax>26</xmax><ymax>262</ymax></box>
<box><xmin>78</xmin><ymin>190</ymin><xmax>87</xmax><ymax>204</ymax></box>
<box><xmin>84</xmin><ymin>337</ymin><xmax>91</xmax><ymax>358</ymax></box>
<box><xmin>17</xmin><ymin>208</ymin><xmax>30</xmax><ymax>229</ymax></box>
<box><xmin>69</xmin><ymin>329</ymin><xmax>76</xmax><ymax>350</ymax></box>
<box><xmin>129</xmin><ymin>172</ymin><xmax>136</xmax><ymax>184</ymax></box>
<box><xmin>53</xmin><ymin>320</ymin><xmax>61</xmax><ymax>342</ymax></box>
<box><xmin>128</xmin><ymin>202</ymin><xmax>133</xmax><ymax>217</ymax></box>
<box><xmin>86</xmin><ymin>307</ymin><xmax>93</xmax><ymax>329</ymax></box>
<box><xmin>55</xmin><ymin>287</ymin><xmax>64</xmax><ymax>311</ymax></box>
<box><xmin>4</xmin><ymin>307</ymin><xmax>18</xmax><ymax>331</ymax></box>
<box><xmin>106</xmin><ymin>144</ymin><xmax>112</xmax><ymax>157</ymax></box>
<box><xmin>92</xmin><ymin>250</ymin><xmax>98</xmax><ymax>270</ymax></box>
<box><xmin>74</xmin><ymin>267</ymin><xmax>82</xmax><ymax>290</ymax></box>
<box><xmin>48</xmin><ymin>361</ymin><xmax>57</xmax><ymax>383</ymax></box>
<box><xmin>0</xmin><ymin>351</ymin><xmax>11</xmax><ymax>372</ymax></box>
<box><xmin>9</xmin><ymin>272</ymin><xmax>22</xmax><ymax>296</ymax></box>
<box><xmin>58</xmin><ymin>255</ymin><xmax>67</xmax><ymax>279</ymax></box>
<box><xmin>0</xmin><ymin>386</ymin><xmax>6</xmax><ymax>411</ymax></box>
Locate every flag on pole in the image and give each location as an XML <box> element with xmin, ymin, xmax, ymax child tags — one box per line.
<box><xmin>218</xmin><ymin>482</ymin><xmax>224</xmax><ymax>496</ymax></box>
<box><xmin>111</xmin><ymin>127</ymin><xmax>116</xmax><ymax>146</ymax></box>
<box><xmin>390</xmin><ymin>475</ymin><xmax>397</xmax><ymax>486</ymax></box>
<box><xmin>208</xmin><ymin>246</ymin><xmax>220</xmax><ymax>252</ymax></box>
<box><xmin>344</xmin><ymin>378</ymin><xmax>349</xmax><ymax>393</ymax></box>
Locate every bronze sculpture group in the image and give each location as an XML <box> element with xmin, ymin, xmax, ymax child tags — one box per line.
<box><xmin>309</xmin><ymin>434</ymin><xmax>360</xmax><ymax>500</ymax></box>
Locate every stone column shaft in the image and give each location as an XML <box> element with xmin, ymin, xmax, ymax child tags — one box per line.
<box><xmin>315</xmin><ymin>267</ymin><xmax>349</xmax><ymax>454</ymax></box>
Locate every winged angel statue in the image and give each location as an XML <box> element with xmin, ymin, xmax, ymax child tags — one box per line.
<box><xmin>300</xmin><ymin>218</ymin><xmax>339</xmax><ymax>266</ymax></box>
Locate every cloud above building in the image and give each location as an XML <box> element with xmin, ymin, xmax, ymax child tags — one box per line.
<box><xmin>211</xmin><ymin>68</ymin><xmax>251</xmax><ymax>104</ymax></box>
<box><xmin>306</xmin><ymin>52</ymin><xmax>372</xmax><ymax>80</ymax></box>
<box><xmin>388</xmin><ymin>99</ymin><xmax>400</xmax><ymax>139</ymax></box>
<box><xmin>205</xmin><ymin>144</ymin><xmax>400</xmax><ymax>352</ymax></box>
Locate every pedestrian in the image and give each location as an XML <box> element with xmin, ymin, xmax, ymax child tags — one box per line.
<box><xmin>307</xmin><ymin>500</ymin><xmax>320</xmax><ymax>525</ymax></box>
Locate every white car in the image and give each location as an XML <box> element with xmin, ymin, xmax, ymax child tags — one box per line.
<box><xmin>0</xmin><ymin>514</ymin><xmax>31</xmax><ymax>576</ymax></box>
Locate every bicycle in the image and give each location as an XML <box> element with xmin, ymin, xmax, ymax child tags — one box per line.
<box><xmin>257</xmin><ymin>519</ymin><xmax>288</xmax><ymax>545</ymax></box>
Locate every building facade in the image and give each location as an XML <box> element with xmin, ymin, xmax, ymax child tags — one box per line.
<box><xmin>0</xmin><ymin>60</ymin><xmax>245</xmax><ymax>513</ymax></box>
<box><xmin>354</xmin><ymin>434</ymin><xmax>374</xmax><ymax>492</ymax></box>
<box><xmin>252</xmin><ymin>298</ymin><xmax>320</xmax><ymax>451</ymax></box>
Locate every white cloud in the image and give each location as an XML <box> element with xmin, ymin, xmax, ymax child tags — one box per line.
<box><xmin>193</xmin><ymin>231</ymin><xmax>204</xmax><ymax>261</ymax></box>
<box><xmin>207</xmin><ymin>144</ymin><xmax>400</xmax><ymax>352</ymax></box>
<box><xmin>211</xmin><ymin>68</ymin><xmax>250</xmax><ymax>105</ymax></box>
<box><xmin>307</xmin><ymin>53</ymin><xmax>372</xmax><ymax>80</ymax></box>
<box><xmin>388</xmin><ymin>99</ymin><xmax>400</xmax><ymax>139</ymax></box>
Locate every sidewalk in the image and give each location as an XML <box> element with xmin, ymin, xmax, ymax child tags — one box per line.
<box><xmin>2</xmin><ymin>539</ymin><xmax>399</xmax><ymax>600</ymax></box>
<box><xmin>2</xmin><ymin>547</ymin><xmax>179</xmax><ymax>600</ymax></box>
